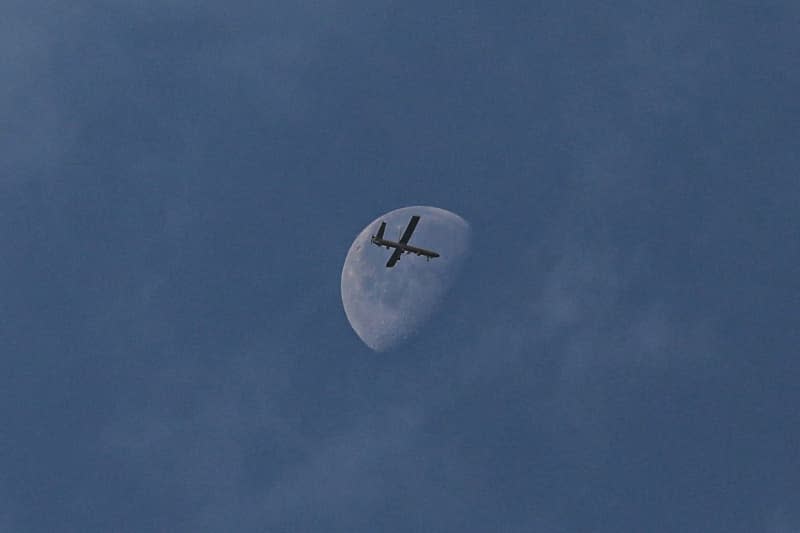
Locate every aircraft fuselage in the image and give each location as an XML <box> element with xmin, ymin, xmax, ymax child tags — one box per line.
<box><xmin>370</xmin><ymin>237</ymin><xmax>439</xmax><ymax>259</ymax></box>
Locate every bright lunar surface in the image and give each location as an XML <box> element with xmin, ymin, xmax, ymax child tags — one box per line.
<box><xmin>341</xmin><ymin>206</ymin><xmax>471</xmax><ymax>351</ymax></box>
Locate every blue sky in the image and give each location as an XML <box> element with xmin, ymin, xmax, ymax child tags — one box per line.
<box><xmin>2</xmin><ymin>1</ymin><xmax>799</xmax><ymax>531</ymax></box>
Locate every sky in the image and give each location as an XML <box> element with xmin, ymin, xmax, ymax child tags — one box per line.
<box><xmin>2</xmin><ymin>1</ymin><xmax>799</xmax><ymax>532</ymax></box>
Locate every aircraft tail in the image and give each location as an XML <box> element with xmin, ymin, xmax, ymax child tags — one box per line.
<box><xmin>375</xmin><ymin>221</ymin><xmax>386</xmax><ymax>240</ymax></box>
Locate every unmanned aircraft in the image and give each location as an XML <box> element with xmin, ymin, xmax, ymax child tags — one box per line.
<box><xmin>371</xmin><ymin>215</ymin><xmax>440</xmax><ymax>268</ymax></box>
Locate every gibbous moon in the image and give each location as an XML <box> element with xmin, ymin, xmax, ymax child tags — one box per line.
<box><xmin>341</xmin><ymin>206</ymin><xmax>470</xmax><ymax>351</ymax></box>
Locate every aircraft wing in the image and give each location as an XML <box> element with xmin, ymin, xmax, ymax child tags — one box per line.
<box><xmin>386</xmin><ymin>247</ymin><xmax>402</xmax><ymax>268</ymax></box>
<box><xmin>398</xmin><ymin>215</ymin><xmax>420</xmax><ymax>244</ymax></box>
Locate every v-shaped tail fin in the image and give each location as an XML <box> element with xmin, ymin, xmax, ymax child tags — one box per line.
<box><xmin>374</xmin><ymin>221</ymin><xmax>386</xmax><ymax>240</ymax></box>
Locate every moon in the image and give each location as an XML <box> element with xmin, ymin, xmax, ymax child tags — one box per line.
<box><xmin>341</xmin><ymin>206</ymin><xmax>471</xmax><ymax>352</ymax></box>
